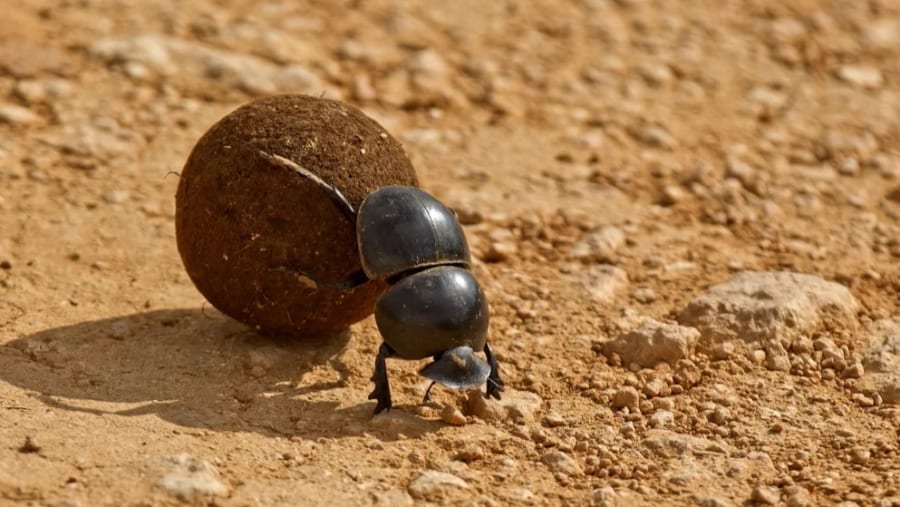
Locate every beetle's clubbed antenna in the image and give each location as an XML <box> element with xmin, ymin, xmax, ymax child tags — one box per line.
<box><xmin>419</xmin><ymin>346</ymin><xmax>491</xmax><ymax>390</ymax></box>
<box><xmin>259</xmin><ymin>150</ymin><xmax>357</xmax><ymax>223</ymax></box>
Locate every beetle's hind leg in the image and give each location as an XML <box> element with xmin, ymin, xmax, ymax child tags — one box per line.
<box><xmin>483</xmin><ymin>343</ymin><xmax>504</xmax><ymax>400</ymax></box>
<box><xmin>369</xmin><ymin>343</ymin><xmax>395</xmax><ymax>414</ymax></box>
<box><xmin>259</xmin><ymin>150</ymin><xmax>357</xmax><ymax>223</ymax></box>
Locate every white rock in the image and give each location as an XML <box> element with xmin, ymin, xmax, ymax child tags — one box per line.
<box><xmin>103</xmin><ymin>190</ymin><xmax>130</xmax><ymax>204</ymax></box>
<box><xmin>369</xmin><ymin>409</ymin><xmax>431</xmax><ymax>434</ymax></box>
<box><xmin>749</xmin><ymin>86</ymin><xmax>787</xmax><ymax>110</ymax></box>
<box><xmin>109</xmin><ymin>319</ymin><xmax>131</xmax><ymax>339</ymax></box>
<box><xmin>836</xmin><ymin>65</ymin><xmax>883</xmax><ymax>88</ymax></box>
<box><xmin>541</xmin><ymin>451</ymin><xmax>583</xmax><ymax>476</ymax></box>
<box><xmin>407</xmin><ymin>471</ymin><xmax>469</xmax><ymax>500</ymax></box>
<box><xmin>407</xmin><ymin>49</ymin><xmax>448</xmax><ymax>78</ymax></box>
<box><xmin>632</xmin><ymin>287</ymin><xmax>657</xmax><ymax>303</ymax></box>
<box><xmin>569</xmin><ymin>226</ymin><xmax>626</xmax><ymax>263</ymax></box>
<box><xmin>638</xmin><ymin>125</ymin><xmax>677</xmax><ymax>149</ymax></box>
<box><xmin>879</xmin><ymin>375</ymin><xmax>900</xmax><ymax>405</ymax></box>
<box><xmin>501</xmin><ymin>390</ymin><xmax>542</xmax><ymax>422</ymax></box>
<box><xmin>0</xmin><ymin>104</ymin><xmax>41</xmax><ymax>125</ymax></box>
<box><xmin>15</xmin><ymin>79</ymin><xmax>71</xmax><ymax>104</ymax></box>
<box><xmin>592</xmin><ymin>486</ymin><xmax>618</xmax><ymax>506</ymax></box>
<box><xmin>751</xmin><ymin>485</ymin><xmax>780</xmax><ymax>505</ymax></box>
<box><xmin>637</xmin><ymin>62</ymin><xmax>674</xmax><ymax>87</ymax></box>
<box><xmin>466</xmin><ymin>389</ymin><xmax>542</xmax><ymax>422</ymax></box>
<box><xmin>276</xmin><ymin>64</ymin><xmax>323</xmax><ymax>92</ymax></box>
<box><xmin>770</xmin><ymin>18</ymin><xmax>807</xmax><ymax>43</ymax></box>
<box><xmin>649</xmin><ymin>409</ymin><xmax>675</xmax><ymax>428</ymax></box>
<box><xmin>466</xmin><ymin>388</ymin><xmax>544</xmax><ymax>423</ymax></box>
<box><xmin>862</xmin><ymin>20</ymin><xmax>900</xmax><ymax>50</ymax></box>
<box><xmin>373</xmin><ymin>490</ymin><xmax>414</xmax><ymax>506</ymax></box>
<box><xmin>765</xmin><ymin>341</ymin><xmax>791</xmax><ymax>372</ymax></box>
<box><xmin>696</xmin><ymin>495</ymin><xmax>734</xmax><ymax>507</ymax></box>
<box><xmin>864</xmin><ymin>318</ymin><xmax>900</xmax><ymax>373</ymax></box>
<box><xmin>603</xmin><ymin>319</ymin><xmax>700</xmax><ymax>367</ymax></box>
<box><xmin>89</xmin><ymin>35</ymin><xmax>322</xmax><ymax>95</ymax></box>
<box><xmin>149</xmin><ymin>454</ymin><xmax>228</xmax><ymax>498</ymax></box>
<box><xmin>642</xmin><ymin>429</ymin><xmax>732</xmax><ymax>458</ymax></box>
<box><xmin>611</xmin><ymin>386</ymin><xmax>640</xmax><ymax>410</ymax></box>
<box><xmin>440</xmin><ymin>405</ymin><xmax>467</xmax><ymax>426</ymax></box>
<box><xmin>679</xmin><ymin>271</ymin><xmax>857</xmax><ymax>345</ymax></box>
<box><xmin>582</xmin><ymin>265</ymin><xmax>629</xmax><ymax>302</ymax></box>
<box><xmin>91</xmin><ymin>35</ymin><xmax>175</xmax><ymax>75</ymax></box>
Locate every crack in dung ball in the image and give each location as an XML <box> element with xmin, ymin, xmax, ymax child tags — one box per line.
<box><xmin>175</xmin><ymin>94</ymin><xmax>419</xmax><ymax>337</ymax></box>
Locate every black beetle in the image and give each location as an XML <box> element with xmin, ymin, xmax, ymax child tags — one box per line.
<box><xmin>260</xmin><ymin>151</ymin><xmax>503</xmax><ymax>414</ymax></box>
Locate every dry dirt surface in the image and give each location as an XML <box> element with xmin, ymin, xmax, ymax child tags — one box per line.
<box><xmin>1</xmin><ymin>1</ymin><xmax>900</xmax><ymax>506</ymax></box>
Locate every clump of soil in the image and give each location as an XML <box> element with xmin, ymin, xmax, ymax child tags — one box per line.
<box><xmin>175</xmin><ymin>94</ymin><xmax>419</xmax><ymax>336</ymax></box>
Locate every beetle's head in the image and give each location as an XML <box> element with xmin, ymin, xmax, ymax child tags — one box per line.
<box><xmin>419</xmin><ymin>345</ymin><xmax>491</xmax><ymax>390</ymax></box>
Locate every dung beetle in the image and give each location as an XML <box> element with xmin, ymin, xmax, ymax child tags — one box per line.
<box><xmin>260</xmin><ymin>151</ymin><xmax>504</xmax><ymax>414</ymax></box>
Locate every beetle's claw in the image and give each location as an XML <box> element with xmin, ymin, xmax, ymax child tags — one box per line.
<box><xmin>486</xmin><ymin>375</ymin><xmax>504</xmax><ymax>400</ymax></box>
<box><xmin>369</xmin><ymin>390</ymin><xmax>392</xmax><ymax>414</ymax></box>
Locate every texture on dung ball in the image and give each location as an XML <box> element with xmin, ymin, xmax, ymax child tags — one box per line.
<box><xmin>175</xmin><ymin>94</ymin><xmax>419</xmax><ymax>336</ymax></box>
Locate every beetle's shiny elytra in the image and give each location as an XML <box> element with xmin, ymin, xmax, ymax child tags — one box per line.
<box><xmin>357</xmin><ymin>186</ymin><xmax>471</xmax><ymax>280</ymax></box>
<box><xmin>259</xmin><ymin>151</ymin><xmax>503</xmax><ymax>414</ymax></box>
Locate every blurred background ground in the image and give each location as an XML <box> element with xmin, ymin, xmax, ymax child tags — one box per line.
<box><xmin>0</xmin><ymin>0</ymin><xmax>899</xmax><ymax>505</ymax></box>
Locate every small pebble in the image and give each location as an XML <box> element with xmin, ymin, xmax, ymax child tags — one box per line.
<box><xmin>611</xmin><ymin>386</ymin><xmax>640</xmax><ymax>410</ymax></box>
<box><xmin>766</xmin><ymin>343</ymin><xmax>791</xmax><ymax>372</ymax></box>
<box><xmin>649</xmin><ymin>410</ymin><xmax>674</xmax><ymax>428</ymax></box>
<box><xmin>751</xmin><ymin>485</ymin><xmax>780</xmax><ymax>505</ymax></box>
<box><xmin>841</xmin><ymin>363</ymin><xmax>864</xmax><ymax>379</ymax></box>
<box><xmin>454</xmin><ymin>444</ymin><xmax>484</xmax><ymax>463</ymax></box>
<box><xmin>591</xmin><ymin>486</ymin><xmax>617</xmax><ymax>506</ymax></box>
<box><xmin>582</xmin><ymin>265</ymin><xmax>629</xmax><ymax>302</ymax></box>
<box><xmin>751</xmin><ymin>350</ymin><xmax>767</xmax><ymax>364</ymax></box>
<box><xmin>441</xmin><ymin>404</ymin><xmax>467</xmax><ymax>426</ymax></box>
<box><xmin>849</xmin><ymin>447</ymin><xmax>870</xmax><ymax>465</ymax></box>
<box><xmin>638</xmin><ymin>125</ymin><xmax>677</xmax><ymax>150</ymax></box>
<box><xmin>569</xmin><ymin>226</ymin><xmax>626</xmax><ymax>263</ymax></box>
<box><xmin>103</xmin><ymin>190</ymin><xmax>130</xmax><ymax>204</ymax></box>
<box><xmin>708</xmin><ymin>406</ymin><xmax>731</xmax><ymax>425</ymax></box>
<box><xmin>784</xmin><ymin>485</ymin><xmax>812</xmax><ymax>507</ymax></box>
<box><xmin>642</xmin><ymin>377</ymin><xmax>668</xmax><ymax>398</ymax></box>
<box><xmin>838</xmin><ymin>158</ymin><xmax>860</xmax><ymax>176</ymax></box>
<box><xmin>863</xmin><ymin>20</ymin><xmax>900</xmax><ymax>50</ymax></box>
<box><xmin>19</xmin><ymin>436</ymin><xmax>41</xmax><ymax>453</ymax></box>
<box><xmin>544</xmin><ymin>412</ymin><xmax>567</xmax><ymax>427</ymax></box>
<box><xmin>150</xmin><ymin>453</ymin><xmax>228</xmax><ymax>498</ymax></box>
<box><xmin>407</xmin><ymin>471</ymin><xmax>469</xmax><ymax>500</ymax></box>
<box><xmin>0</xmin><ymin>104</ymin><xmax>41</xmax><ymax>125</ymax></box>
<box><xmin>373</xmin><ymin>490</ymin><xmax>414</xmax><ymax>506</ymax></box>
<box><xmin>541</xmin><ymin>451</ymin><xmax>583</xmax><ymax>476</ymax></box>
<box><xmin>659</xmin><ymin>185</ymin><xmax>687</xmax><ymax>205</ymax></box>
<box><xmin>109</xmin><ymin>319</ymin><xmax>131</xmax><ymax>340</ymax></box>
<box><xmin>836</xmin><ymin>65</ymin><xmax>884</xmax><ymax>88</ymax></box>
<box><xmin>712</xmin><ymin>342</ymin><xmax>735</xmax><ymax>360</ymax></box>
<box><xmin>632</xmin><ymin>287</ymin><xmax>657</xmax><ymax>303</ymax></box>
<box><xmin>483</xmin><ymin>241</ymin><xmax>517</xmax><ymax>263</ymax></box>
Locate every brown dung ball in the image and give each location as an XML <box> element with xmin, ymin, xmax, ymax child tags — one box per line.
<box><xmin>175</xmin><ymin>94</ymin><xmax>419</xmax><ymax>337</ymax></box>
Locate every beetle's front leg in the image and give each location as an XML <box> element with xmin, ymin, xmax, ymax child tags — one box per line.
<box><xmin>368</xmin><ymin>343</ymin><xmax>394</xmax><ymax>414</ymax></box>
<box><xmin>483</xmin><ymin>343</ymin><xmax>504</xmax><ymax>400</ymax></box>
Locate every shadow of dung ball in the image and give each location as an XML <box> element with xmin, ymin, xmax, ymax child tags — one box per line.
<box><xmin>175</xmin><ymin>95</ymin><xmax>419</xmax><ymax>337</ymax></box>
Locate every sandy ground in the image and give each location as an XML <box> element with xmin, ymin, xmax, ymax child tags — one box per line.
<box><xmin>1</xmin><ymin>0</ymin><xmax>900</xmax><ymax>506</ymax></box>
